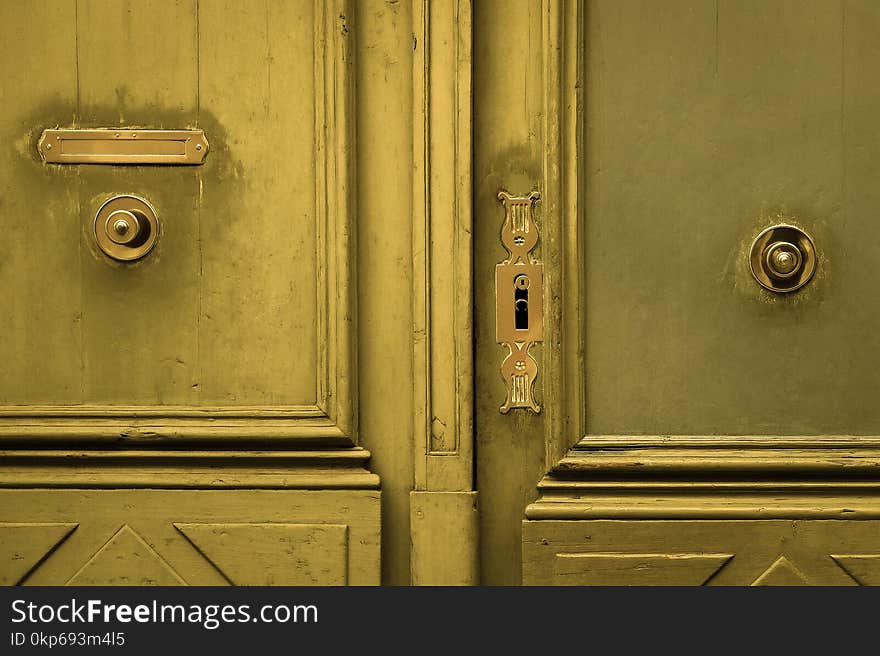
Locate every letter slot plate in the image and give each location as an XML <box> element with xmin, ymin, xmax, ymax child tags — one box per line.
<box><xmin>495</xmin><ymin>191</ymin><xmax>543</xmax><ymax>414</ymax></box>
<box><xmin>38</xmin><ymin>129</ymin><xmax>208</xmax><ymax>165</ymax></box>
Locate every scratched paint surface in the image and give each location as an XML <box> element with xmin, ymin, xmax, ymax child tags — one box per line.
<box><xmin>0</xmin><ymin>0</ymin><xmax>318</xmax><ymax>407</ymax></box>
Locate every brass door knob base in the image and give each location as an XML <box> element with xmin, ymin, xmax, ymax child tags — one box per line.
<box><xmin>94</xmin><ymin>195</ymin><xmax>159</xmax><ymax>261</ymax></box>
<box><xmin>749</xmin><ymin>224</ymin><xmax>816</xmax><ymax>293</ymax></box>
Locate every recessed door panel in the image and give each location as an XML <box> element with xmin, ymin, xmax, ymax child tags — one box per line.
<box><xmin>583</xmin><ymin>0</ymin><xmax>880</xmax><ymax>435</ymax></box>
<box><xmin>0</xmin><ymin>0</ymin><xmax>354</xmax><ymax>443</ymax></box>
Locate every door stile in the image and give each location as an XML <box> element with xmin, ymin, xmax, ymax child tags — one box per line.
<box><xmin>410</xmin><ymin>0</ymin><xmax>479</xmax><ymax>585</ymax></box>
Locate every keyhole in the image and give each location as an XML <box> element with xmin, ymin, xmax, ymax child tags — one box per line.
<box><xmin>514</xmin><ymin>274</ymin><xmax>530</xmax><ymax>330</ymax></box>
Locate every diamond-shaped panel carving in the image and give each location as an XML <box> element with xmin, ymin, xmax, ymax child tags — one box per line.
<box><xmin>175</xmin><ymin>523</ymin><xmax>348</xmax><ymax>585</ymax></box>
<box><xmin>0</xmin><ymin>523</ymin><xmax>78</xmax><ymax>585</ymax></box>
<box><xmin>554</xmin><ymin>552</ymin><xmax>734</xmax><ymax>585</ymax></box>
<box><xmin>67</xmin><ymin>525</ymin><xmax>185</xmax><ymax>586</ymax></box>
<box><xmin>751</xmin><ymin>556</ymin><xmax>811</xmax><ymax>586</ymax></box>
<box><xmin>830</xmin><ymin>555</ymin><xmax>880</xmax><ymax>586</ymax></box>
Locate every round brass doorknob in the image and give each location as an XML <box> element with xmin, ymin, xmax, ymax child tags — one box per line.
<box><xmin>764</xmin><ymin>241</ymin><xmax>801</xmax><ymax>279</ymax></box>
<box><xmin>749</xmin><ymin>224</ymin><xmax>816</xmax><ymax>293</ymax></box>
<box><xmin>94</xmin><ymin>195</ymin><xmax>159</xmax><ymax>261</ymax></box>
<box><xmin>105</xmin><ymin>209</ymin><xmax>145</xmax><ymax>245</ymax></box>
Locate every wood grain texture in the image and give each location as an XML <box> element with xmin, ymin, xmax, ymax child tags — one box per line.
<box><xmin>77</xmin><ymin>0</ymin><xmax>199</xmax><ymax>125</ymax></box>
<box><xmin>528</xmin><ymin>436</ymin><xmax>880</xmax><ymax>520</ymax></box>
<box><xmin>410</xmin><ymin>491</ymin><xmax>478</xmax><ymax>585</ymax></box>
<box><xmin>0</xmin><ymin>0</ymin><xmax>358</xmax><ymax>445</ymax></box>
<box><xmin>829</xmin><ymin>555</ymin><xmax>880</xmax><ymax>586</ymax></box>
<box><xmin>77</xmin><ymin>0</ymin><xmax>201</xmax><ymax>406</ymax></box>
<box><xmin>198</xmin><ymin>0</ymin><xmax>317</xmax><ymax>407</ymax></box>
<box><xmin>412</xmin><ymin>0</ymin><xmax>474</xmax><ymax>492</ymax></box>
<box><xmin>0</xmin><ymin>523</ymin><xmax>78</xmax><ymax>585</ymax></box>
<box><xmin>523</xmin><ymin>520</ymin><xmax>880</xmax><ymax>586</ymax></box>
<box><xmin>515</xmin><ymin>0</ymin><xmax>880</xmax><ymax>586</ymax></box>
<box><xmin>355</xmin><ymin>0</ymin><xmax>416</xmax><ymax>585</ymax></box>
<box><xmin>554</xmin><ymin>552</ymin><xmax>733</xmax><ymax>586</ymax></box>
<box><xmin>67</xmin><ymin>524</ymin><xmax>186</xmax><ymax>586</ymax></box>
<box><xmin>1</xmin><ymin>0</ymin><xmax>377</xmax><ymax>588</ymax></box>
<box><xmin>581</xmin><ymin>0</ymin><xmax>880</xmax><ymax>435</ymax></box>
<box><xmin>525</xmin><ymin>439</ymin><xmax>880</xmax><ymax>584</ymax></box>
<box><xmin>0</xmin><ymin>449</ymin><xmax>379</xmax><ymax>489</ymax></box>
<box><xmin>540</xmin><ymin>0</ymin><xmax>584</xmax><ymax>468</ymax></box>
<box><xmin>751</xmin><ymin>556</ymin><xmax>811</xmax><ymax>586</ymax></box>
<box><xmin>0</xmin><ymin>489</ymin><xmax>380</xmax><ymax>586</ymax></box>
<box><xmin>0</xmin><ymin>0</ymin><xmax>81</xmax><ymax>405</ymax></box>
<box><xmin>473</xmin><ymin>0</ymin><xmax>547</xmax><ymax>587</ymax></box>
<box><xmin>175</xmin><ymin>523</ymin><xmax>348</xmax><ymax>585</ymax></box>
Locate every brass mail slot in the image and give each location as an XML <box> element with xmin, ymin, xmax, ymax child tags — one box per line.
<box><xmin>38</xmin><ymin>129</ymin><xmax>208</xmax><ymax>165</ymax></box>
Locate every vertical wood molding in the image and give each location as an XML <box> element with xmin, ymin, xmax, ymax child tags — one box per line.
<box><xmin>412</xmin><ymin>0</ymin><xmax>477</xmax><ymax>585</ymax></box>
<box><xmin>317</xmin><ymin>0</ymin><xmax>358</xmax><ymax>442</ymax></box>
<box><xmin>541</xmin><ymin>0</ymin><xmax>585</xmax><ymax>468</ymax></box>
<box><xmin>412</xmin><ymin>0</ymin><xmax>474</xmax><ymax>492</ymax></box>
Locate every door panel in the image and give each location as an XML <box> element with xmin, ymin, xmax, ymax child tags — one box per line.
<box><xmin>524</xmin><ymin>520</ymin><xmax>880</xmax><ymax>586</ymax></box>
<box><xmin>472</xmin><ymin>0</ymin><xmax>880</xmax><ymax>585</ymax></box>
<box><xmin>583</xmin><ymin>0</ymin><xmax>880</xmax><ymax>435</ymax></box>
<box><xmin>0</xmin><ymin>0</ymin><xmax>353</xmax><ymax>442</ymax></box>
<box><xmin>0</xmin><ymin>0</ymin><xmax>378</xmax><ymax>586</ymax></box>
<box><xmin>0</xmin><ymin>489</ymin><xmax>379</xmax><ymax>586</ymax></box>
<box><xmin>197</xmin><ymin>0</ymin><xmax>319</xmax><ymax>406</ymax></box>
<box><xmin>2</xmin><ymin>0</ymin><xmax>320</xmax><ymax>411</ymax></box>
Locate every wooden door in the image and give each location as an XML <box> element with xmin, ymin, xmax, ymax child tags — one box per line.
<box><xmin>7</xmin><ymin>0</ymin><xmax>880</xmax><ymax>588</ymax></box>
<box><xmin>0</xmin><ymin>0</ymin><xmax>380</xmax><ymax>586</ymax></box>
<box><xmin>474</xmin><ymin>0</ymin><xmax>880</xmax><ymax>585</ymax></box>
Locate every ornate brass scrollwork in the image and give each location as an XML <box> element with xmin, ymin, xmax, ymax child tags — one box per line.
<box><xmin>496</xmin><ymin>190</ymin><xmax>543</xmax><ymax>414</ymax></box>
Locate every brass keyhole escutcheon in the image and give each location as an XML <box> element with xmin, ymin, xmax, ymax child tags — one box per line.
<box><xmin>94</xmin><ymin>195</ymin><xmax>159</xmax><ymax>261</ymax></box>
<box><xmin>514</xmin><ymin>274</ymin><xmax>530</xmax><ymax>330</ymax></box>
<box><xmin>749</xmin><ymin>224</ymin><xmax>816</xmax><ymax>293</ymax></box>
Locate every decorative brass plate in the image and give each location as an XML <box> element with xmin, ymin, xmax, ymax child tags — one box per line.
<box><xmin>94</xmin><ymin>195</ymin><xmax>160</xmax><ymax>262</ymax></box>
<box><xmin>749</xmin><ymin>224</ymin><xmax>817</xmax><ymax>293</ymax></box>
<box><xmin>496</xmin><ymin>191</ymin><xmax>543</xmax><ymax>414</ymax></box>
<box><xmin>38</xmin><ymin>129</ymin><xmax>208</xmax><ymax>165</ymax></box>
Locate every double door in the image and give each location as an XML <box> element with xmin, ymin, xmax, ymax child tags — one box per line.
<box><xmin>3</xmin><ymin>0</ymin><xmax>880</xmax><ymax>586</ymax></box>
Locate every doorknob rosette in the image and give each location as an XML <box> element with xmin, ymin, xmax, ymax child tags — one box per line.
<box><xmin>749</xmin><ymin>224</ymin><xmax>816</xmax><ymax>293</ymax></box>
<box><xmin>94</xmin><ymin>195</ymin><xmax>160</xmax><ymax>262</ymax></box>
